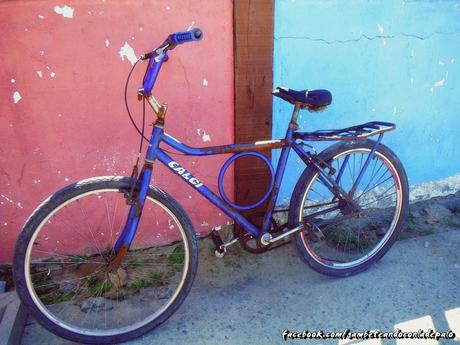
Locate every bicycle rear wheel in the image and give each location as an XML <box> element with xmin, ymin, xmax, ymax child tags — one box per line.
<box><xmin>289</xmin><ymin>140</ymin><xmax>408</xmax><ymax>277</ymax></box>
<box><xmin>14</xmin><ymin>176</ymin><xmax>198</xmax><ymax>344</ymax></box>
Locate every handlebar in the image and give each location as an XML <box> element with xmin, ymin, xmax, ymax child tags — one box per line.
<box><xmin>140</xmin><ymin>28</ymin><xmax>203</xmax><ymax>107</ymax></box>
<box><xmin>142</xmin><ymin>28</ymin><xmax>203</xmax><ymax>60</ymax></box>
<box><xmin>171</xmin><ymin>28</ymin><xmax>203</xmax><ymax>45</ymax></box>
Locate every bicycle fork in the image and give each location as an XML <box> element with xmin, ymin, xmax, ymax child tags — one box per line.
<box><xmin>110</xmin><ymin>125</ymin><xmax>163</xmax><ymax>270</ymax></box>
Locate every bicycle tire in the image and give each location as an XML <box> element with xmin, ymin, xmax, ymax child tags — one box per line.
<box><xmin>13</xmin><ymin>176</ymin><xmax>198</xmax><ymax>344</ymax></box>
<box><xmin>289</xmin><ymin>140</ymin><xmax>409</xmax><ymax>277</ymax></box>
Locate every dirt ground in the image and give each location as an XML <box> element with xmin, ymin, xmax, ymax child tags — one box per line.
<box><xmin>18</xmin><ymin>193</ymin><xmax>460</xmax><ymax>345</ymax></box>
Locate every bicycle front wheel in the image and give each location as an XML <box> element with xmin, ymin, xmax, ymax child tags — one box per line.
<box><xmin>289</xmin><ymin>140</ymin><xmax>408</xmax><ymax>277</ymax></box>
<box><xmin>14</xmin><ymin>176</ymin><xmax>198</xmax><ymax>344</ymax></box>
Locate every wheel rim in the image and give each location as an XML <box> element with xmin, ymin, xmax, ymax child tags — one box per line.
<box><xmin>299</xmin><ymin>148</ymin><xmax>403</xmax><ymax>270</ymax></box>
<box><xmin>24</xmin><ymin>188</ymin><xmax>189</xmax><ymax>336</ymax></box>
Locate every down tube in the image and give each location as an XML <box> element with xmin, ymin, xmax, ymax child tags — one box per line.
<box><xmin>156</xmin><ymin>150</ymin><xmax>260</xmax><ymax>237</ymax></box>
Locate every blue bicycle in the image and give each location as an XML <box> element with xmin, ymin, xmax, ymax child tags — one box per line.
<box><xmin>13</xmin><ymin>29</ymin><xmax>408</xmax><ymax>344</ymax></box>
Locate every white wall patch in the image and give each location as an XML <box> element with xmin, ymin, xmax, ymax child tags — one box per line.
<box><xmin>203</xmin><ymin>79</ymin><xmax>208</xmax><ymax>86</ymax></box>
<box><xmin>434</xmin><ymin>72</ymin><xmax>448</xmax><ymax>88</ymax></box>
<box><xmin>119</xmin><ymin>42</ymin><xmax>137</xmax><ymax>65</ymax></box>
<box><xmin>202</xmin><ymin>132</ymin><xmax>211</xmax><ymax>142</ymax></box>
<box><xmin>105</xmin><ymin>39</ymin><xmax>110</xmax><ymax>47</ymax></box>
<box><xmin>36</xmin><ymin>70</ymin><xmax>43</xmax><ymax>78</ymax></box>
<box><xmin>196</xmin><ymin>128</ymin><xmax>211</xmax><ymax>142</ymax></box>
<box><xmin>187</xmin><ymin>21</ymin><xmax>196</xmax><ymax>31</ymax></box>
<box><xmin>13</xmin><ymin>91</ymin><xmax>22</xmax><ymax>104</ymax></box>
<box><xmin>54</xmin><ymin>5</ymin><xmax>74</xmax><ymax>18</ymax></box>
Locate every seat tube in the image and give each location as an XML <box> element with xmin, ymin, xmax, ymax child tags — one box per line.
<box><xmin>261</xmin><ymin>104</ymin><xmax>300</xmax><ymax>233</ymax></box>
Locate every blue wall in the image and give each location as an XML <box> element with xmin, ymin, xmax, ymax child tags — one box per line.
<box><xmin>273</xmin><ymin>0</ymin><xmax>460</xmax><ymax>205</ymax></box>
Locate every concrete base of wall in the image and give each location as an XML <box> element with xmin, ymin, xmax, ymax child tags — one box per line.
<box><xmin>0</xmin><ymin>292</ymin><xmax>27</xmax><ymax>345</ymax></box>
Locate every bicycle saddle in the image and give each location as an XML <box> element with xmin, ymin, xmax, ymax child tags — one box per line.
<box><xmin>273</xmin><ymin>86</ymin><xmax>332</xmax><ymax>111</ymax></box>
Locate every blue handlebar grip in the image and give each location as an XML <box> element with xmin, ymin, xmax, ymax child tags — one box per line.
<box><xmin>171</xmin><ymin>28</ymin><xmax>203</xmax><ymax>44</ymax></box>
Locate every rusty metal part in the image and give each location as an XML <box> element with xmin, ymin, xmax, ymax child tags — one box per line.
<box><xmin>134</xmin><ymin>201</ymin><xmax>143</xmax><ymax>217</ymax></box>
<box><xmin>143</xmin><ymin>160</ymin><xmax>154</xmax><ymax>169</ymax></box>
<box><xmin>237</xmin><ymin>212</ymin><xmax>282</xmax><ymax>254</ymax></box>
<box><xmin>206</xmin><ymin>139</ymin><xmax>288</xmax><ymax>154</ymax></box>
<box><xmin>145</xmin><ymin>94</ymin><xmax>168</xmax><ymax>120</ymax></box>
<box><xmin>137</xmin><ymin>88</ymin><xmax>144</xmax><ymax>101</ymax></box>
<box><xmin>267</xmin><ymin>223</ymin><xmax>305</xmax><ymax>244</ymax></box>
<box><xmin>107</xmin><ymin>245</ymin><xmax>128</xmax><ymax>272</ymax></box>
<box><xmin>288</xmin><ymin>103</ymin><xmax>301</xmax><ymax>130</ymax></box>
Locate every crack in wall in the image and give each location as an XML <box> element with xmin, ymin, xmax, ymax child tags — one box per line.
<box><xmin>275</xmin><ymin>31</ymin><xmax>459</xmax><ymax>44</ymax></box>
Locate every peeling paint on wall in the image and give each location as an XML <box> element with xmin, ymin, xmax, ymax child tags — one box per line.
<box><xmin>0</xmin><ymin>0</ymin><xmax>234</xmax><ymax>264</ymax></box>
<box><xmin>1</xmin><ymin>195</ymin><xmax>14</xmax><ymax>204</ymax></box>
<box><xmin>12</xmin><ymin>91</ymin><xmax>22</xmax><ymax>104</ymax></box>
<box><xmin>187</xmin><ymin>21</ymin><xmax>196</xmax><ymax>31</ymax></box>
<box><xmin>54</xmin><ymin>5</ymin><xmax>74</xmax><ymax>18</ymax></box>
<box><xmin>273</xmin><ymin>0</ymin><xmax>460</xmax><ymax>204</ymax></box>
<box><xmin>196</xmin><ymin>128</ymin><xmax>211</xmax><ymax>142</ymax></box>
<box><xmin>119</xmin><ymin>42</ymin><xmax>137</xmax><ymax>65</ymax></box>
<box><xmin>434</xmin><ymin>72</ymin><xmax>448</xmax><ymax>88</ymax></box>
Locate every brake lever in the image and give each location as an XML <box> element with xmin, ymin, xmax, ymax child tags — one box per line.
<box><xmin>141</xmin><ymin>42</ymin><xmax>171</xmax><ymax>61</ymax></box>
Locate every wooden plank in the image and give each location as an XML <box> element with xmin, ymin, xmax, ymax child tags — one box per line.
<box><xmin>234</xmin><ymin>0</ymin><xmax>274</xmax><ymax>229</ymax></box>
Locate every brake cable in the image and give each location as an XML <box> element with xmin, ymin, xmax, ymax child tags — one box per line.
<box><xmin>124</xmin><ymin>56</ymin><xmax>185</xmax><ymax>157</ymax></box>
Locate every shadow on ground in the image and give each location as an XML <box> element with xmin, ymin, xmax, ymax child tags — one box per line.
<box><xmin>22</xmin><ymin>224</ymin><xmax>460</xmax><ymax>345</ymax></box>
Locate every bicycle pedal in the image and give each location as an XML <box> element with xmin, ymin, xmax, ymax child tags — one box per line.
<box><xmin>214</xmin><ymin>247</ymin><xmax>226</xmax><ymax>258</ymax></box>
<box><xmin>210</xmin><ymin>229</ymin><xmax>225</xmax><ymax>255</ymax></box>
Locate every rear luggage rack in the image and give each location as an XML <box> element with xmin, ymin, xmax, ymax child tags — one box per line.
<box><xmin>294</xmin><ymin>121</ymin><xmax>395</xmax><ymax>141</ymax></box>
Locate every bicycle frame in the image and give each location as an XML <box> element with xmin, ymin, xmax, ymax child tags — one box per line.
<box><xmin>114</xmin><ymin>118</ymin><xmax>384</xmax><ymax>253</ymax></box>
<box><xmin>113</xmin><ymin>49</ymin><xmax>386</xmax><ymax>254</ymax></box>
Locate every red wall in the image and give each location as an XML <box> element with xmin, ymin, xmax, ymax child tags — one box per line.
<box><xmin>0</xmin><ymin>1</ymin><xmax>234</xmax><ymax>263</ymax></box>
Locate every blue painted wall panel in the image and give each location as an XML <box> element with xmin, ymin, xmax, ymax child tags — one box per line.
<box><xmin>273</xmin><ymin>0</ymin><xmax>460</xmax><ymax>205</ymax></box>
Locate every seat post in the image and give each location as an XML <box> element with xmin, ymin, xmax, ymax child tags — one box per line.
<box><xmin>289</xmin><ymin>102</ymin><xmax>301</xmax><ymax>130</ymax></box>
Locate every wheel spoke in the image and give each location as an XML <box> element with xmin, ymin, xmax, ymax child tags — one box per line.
<box><xmin>19</xmin><ymin>183</ymin><xmax>195</xmax><ymax>339</ymax></box>
<box><xmin>298</xmin><ymin>147</ymin><xmax>404</xmax><ymax>272</ymax></box>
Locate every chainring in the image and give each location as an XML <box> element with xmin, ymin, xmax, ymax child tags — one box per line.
<box><xmin>236</xmin><ymin>213</ymin><xmax>282</xmax><ymax>254</ymax></box>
